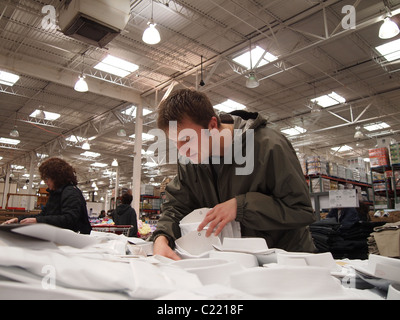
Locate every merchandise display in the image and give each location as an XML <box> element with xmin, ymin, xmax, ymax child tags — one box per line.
<box><xmin>0</xmin><ymin>223</ymin><xmax>398</xmax><ymax>300</ymax></box>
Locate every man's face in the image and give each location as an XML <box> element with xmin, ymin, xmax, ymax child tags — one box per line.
<box><xmin>168</xmin><ymin>117</ymin><xmax>211</xmax><ymax>164</ymax></box>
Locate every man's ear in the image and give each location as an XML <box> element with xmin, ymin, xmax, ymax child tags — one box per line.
<box><xmin>208</xmin><ymin>116</ymin><xmax>219</xmax><ymax>131</ymax></box>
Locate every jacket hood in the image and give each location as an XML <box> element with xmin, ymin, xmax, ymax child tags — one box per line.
<box><xmin>221</xmin><ymin>110</ymin><xmax>267</xmax><ymax>132</ymax></box>
<box><xmin>116</xmin><ymin>204</ymin><xmax>132</xmax><ymax>216</ymax></box>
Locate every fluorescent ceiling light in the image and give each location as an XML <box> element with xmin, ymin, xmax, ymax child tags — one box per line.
<box><xmin>91</xmin><ymin>162</ymin><xmax>108</xmax><ymax>168</ymax></box>
<box><xmin>311</xmin><ymin>92</ymin><xmax>346</xmax><ymax>108</ymax></box>
<box><xmin>233</xmin><ymin>46</ymin><xmax>277</xmax><ymax>70</ymax></box>
<box><xmin>214</xmin><ymin>99</ymin><xmax>247</xmax><ymax>113</ymax></box>
<box><xmin>331</xmin><ymin>145</ymin><xmax>353</xmax><ymax>152</ymax></box>
<box><xmin>0</xmin><ymin>70</ymin><xmax>20</xmax><ymax>86</ymax></box>
<box><xmin>363</xmin><ymin>122</ymin><xmax>390</xmax><ymax>131</ymax></box>
<box><xmin>11</xmin><ymin>165</ymin><xmax>24</xmax><ymax>169</ymax></box>
<box><xmin>122</xmin><ymin>106</ymin><xmax>152</xmax><ymax>117</ymax></box>
<box><xmin>80</xmin><ymin>151</ymin><xmax>101</xmax><ymax>158</ymax></box>
<box><xmin>281</xmin><ymin>126</ymin><xmax>307</xmax><ymax>136</ymax></box>
<box><xmin>0</xmin><ymin>137</ymin><xmax>20</xmax><ymax>145</ymax></box>
<box><xmin>144</xmin><ymin>161</ymin><xmax>158</xmax><ymax>167</ymax></box>
<box><xmin>367</xmin><ymin>130</ymin><xmax>393</xmax><ymax>137</ymax></box>
<box><xmin>66</xmin><ymin>135</ymin><xmax>95</xmax><ymax>143</ymax></box>
<box><xmin>375</xmin><ymin>39</ymin><xmax>400</xmax><ymax>62</ymax></box>
<box><xmin>30</xmin><ymin>110</ymin><xmax>60</xmax><ymax>121</ymax></box>
<box><xmin>94</xmin><ymin>55</ymin><xmax>139</xmax><ymax>78</ymax></box>
<box><xmin>129</xmin><ymin>133</ymin><xmax>155</xmax><ymax>141</ymax></box>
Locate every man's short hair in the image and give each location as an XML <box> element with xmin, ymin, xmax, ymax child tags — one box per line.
<box><xmin>157</xmin><ymin>89</ymin><xmax>221</xmax><ymax>131</ymax></box>
<box><xmin>121</xmin><ymin>193</ymin><xmax>133</xmax><ymax>205</ymax></box>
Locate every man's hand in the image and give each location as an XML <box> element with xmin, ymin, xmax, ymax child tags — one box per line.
<box><xmin>1</xmin><ymin>218</ymin><xmax>18</xmax><ymax>225</ymax></box>
<box><xmin>197</xmin><ymin>198</ymin><xmax>237</xmax><ymax>237</ymax></box>
<box><xmin>153</xmin><ymin>235</ymin><xmax>181</xmax><ymax>260</ymax></box>
<box><xmin>20</xmin><ymin>218</ymin><xmax>37</xmax><ymax>224</ymax></box>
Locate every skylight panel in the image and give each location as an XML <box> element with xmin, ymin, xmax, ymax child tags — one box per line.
<box><xmin>364</xmin><ymin>122</ymin><xmax>390</xmax><ymax>131</ymax></box>
<box><xmin>375</xmin><ymin>39</ymin><xmax>400</xmax><ymax>62</ymax></box>
<box><xmin>281</xmin><ymin>126</ymin><xmax>307</xmax><ymax>136</ymax></box>
<box><xmin>91</xmin><ymin>162</ymin><xmax>108</xmax><ymax>168</ymax></box>
<box><xmin>11</xmin><ymin>164</ymin><xmax>24</xmax><ymax>169</ymax></box>
<box><xmin>66</xmin><ymin>135</ymin><xmax>95</xmax><ymax>143</ymax></box>
<box><xmin>129</xmin><ymin>133</ymin><xmax>156</xmax><ymax>141</ymax></box>
<box><xmin>30</xmin><ymin>110</ymin><xmax>60</xmax><ymax>121</ymax></box>
<box><xmin>94</xmin><ymin>55</ymin><xmax>139</xmax><ymax>77</ymax></box>
<box><xmin>0</xmin><ymin>137</ymin><xmax>20</xmax><ymax>145</ymax></box>
<box><xmin>80</xmin><ymin>151</ymin><xmax>101</xmax><ymax>158</ymax></box>
<box><xmin>233</xmin><ymin>46</ymin><xmax>277</xmax><ymax>70</ymax></box>
<box><xmin>122</xmin><ymin>106</ymin><xmax>152</xmax><ymax>117</ymax></box>
<box><xmin>311</xmin><ymin>92</ymin><xmax>346</xmax><ymax>108</ymax></box>
<box><xmin>0</xmin><ymin>70</ymin><xmax>20</xmax><ymax>86</ymax></box>
<box><xmin>214</xmin><ymin>99</ymin><xmax>247</xmax><ymax>113</ymax></box>
<box><xmin>331</xmin><ymin>145</ymin><xmax>353</xmax><ymax>152</ymax></box>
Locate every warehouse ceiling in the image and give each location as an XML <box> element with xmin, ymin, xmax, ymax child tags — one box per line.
<box><xmin>0</xmin><ymin>0</ymin><xmax>400</xmax><ymax>196</ymax></box>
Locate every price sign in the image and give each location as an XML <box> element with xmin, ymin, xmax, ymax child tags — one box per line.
<box><xmin>329</xmin><ymin>189</ymin><xmax>359</xmax><ymax>208</ymax></box>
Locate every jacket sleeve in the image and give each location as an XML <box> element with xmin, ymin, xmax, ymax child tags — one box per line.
<box><xmin>149</xmin><ymin>165</ymin><xmax>198</xmax><ymax>248</ymax></box>
<box><xmin>235</xmin><ymin>133</ymin><xmax>316</xmax><ymax>231</ymax></box>
<box><xmin>35</xmin><ymin>187</ymin><xmax>83</xmax><ymax>230</ymax></box>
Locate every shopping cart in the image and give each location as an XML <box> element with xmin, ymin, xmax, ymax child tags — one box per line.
<box><xmin>91</xmin><ymin>225</ymin><xmax>133</xmax><ymax>236</ymax></box>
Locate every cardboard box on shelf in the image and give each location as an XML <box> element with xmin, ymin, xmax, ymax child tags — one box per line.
<box><xmin>369</xmin><ymin>147</ymin><xmax>390</xmax><ymax>168</ymax></box>
<box><xmin>140</xmin><ymin>184</ymin><xmax>154</xmax><ymax>196</ymax></box>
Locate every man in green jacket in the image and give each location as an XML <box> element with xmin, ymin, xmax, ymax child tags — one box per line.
<box><xmin>151</xmin><ymin>89</ymin><xmax>316</xmax><ymax>260</ymax></box>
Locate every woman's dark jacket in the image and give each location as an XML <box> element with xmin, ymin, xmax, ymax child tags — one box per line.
<box><xmin>112</xmin><ymin>204</ymin><xmax>138</xmax><ymax>237</ymax></box>
<box><xmin>20</xmin><ymin>184</ymin><xmax>92</xmax><ymax>234</ymax></box>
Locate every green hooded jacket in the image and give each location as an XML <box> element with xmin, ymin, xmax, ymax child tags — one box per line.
<box><xmin>151</xmin><ymin>111</ymin><xmax>316</xmax><ymax>252</ymax></box>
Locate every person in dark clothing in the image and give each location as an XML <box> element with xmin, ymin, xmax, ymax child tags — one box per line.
<box><xmin>326</xmin><ymin>207</ymin><xmax>360</xmax><ymax>228</ymax></box>
<box><xmin>112</xmin><ymin>192</ymin><xmax>138</xmax><ymax>237</ymax></box>
<box><xmin>2</xmin><ymin>157</ymin><xmax>92</xmax><ymax>234</ymax></box>
<box><xmin>98</xmin><ymin>210</ymin><xmax>106</xmax><ymax>219</ymax></box>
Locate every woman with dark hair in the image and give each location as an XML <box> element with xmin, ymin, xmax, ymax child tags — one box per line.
<box><xmin>2</xmin><ymin>157</ymin><xmax>91</xmax><ymax>234</ymax></box>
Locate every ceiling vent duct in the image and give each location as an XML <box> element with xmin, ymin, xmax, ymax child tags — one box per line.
<box><xmin>59</xmin><ymin>0</ymin><xmax>130</xmax><ymax>48</ymax></box>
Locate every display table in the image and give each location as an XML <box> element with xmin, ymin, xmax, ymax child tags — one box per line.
<box><xmin>0</xmin><ymin>224</ymin><xmax>398</xmax><ymax>300</ymax></box>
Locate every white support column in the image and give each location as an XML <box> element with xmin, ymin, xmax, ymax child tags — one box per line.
<box><xmin>26</xmin><ymin>153</ymin><xmax>35</xmax><ymax>211</ymax></box>
<box><xmin>132</xmin><ymin>99</ymin><xmax>143</xmax><ymax>219</ymax></box>
<box><xmin>114</xmin><ymin>166</ymin><xmax>119</xmax><ymax>208</ymax></box>
<box><xmin>1</xmin><ymin>164</ymin><xmax>11</xmax><ymax>209</ymax></box>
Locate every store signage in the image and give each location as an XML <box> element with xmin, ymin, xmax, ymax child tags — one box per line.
<box><xmin>329</xmin><ymin>189</ymin><xmax>359</xmax><ymax>208</ymax></box>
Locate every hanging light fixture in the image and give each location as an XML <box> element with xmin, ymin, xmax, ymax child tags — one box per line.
<box><xmin>10</xmin><ymin>126</ymin><xmax>19</xmax><ymax>138</ymax></box>
<box><xmin>354</xmin><ymin>126</ymin><xmax>364</xmax><ymax>139</ymax></box>
<box><xmin>111</xmin><ymin>159</ymin><xmax>118</xmax><ymax>167</ymax></box>
<box><xmin>142</xmin><ymin>0</ymin><xmax>161</xmax><ymax>45</ymax></box>
<box><xmin>74</xmin><ymin>54</ymin><xmax>89</xmax><ymax>92</ymax></box>
<box><xmin>82</xmin><ymin>140</ymin><xmax>91</xmax><ymax>150</ymax></box>
<box><xmin>246</xmin><ymin>72</ymin><xmax>260</xmax><ymax>89</ymax></box>
<box><xmin>246</xmin><ymin>41</ymin><xmax>259</xmax><ymax>89</ymax></box>
<box><xmin>36</xmin><ymin>106</ymin><xmax>46</xmax><ymax>120</ymax></box>
<box><xmin>117</xmin><ymin>128</ymin><xmax>127</xmax><ymax>137</ymax></box>
<box><xmin>10</xmin><ymin>112</ymin><xmax>19</xmax><ymax>137</ymax></box>
<box><xmin>379</xmin><ymin>17</ymin><xmax>400</xmax><ymax>39</ymax></box>
<box><xmin>74</xmin><ymin>75</ymin><xmax>88</xmax><ymax>92</ymax></box>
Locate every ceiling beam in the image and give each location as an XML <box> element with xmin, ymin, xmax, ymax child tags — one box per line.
<box><xmin>0</xmin><ymin>53</ymin><xmax>142</xmax><ymax>106</ymax></box>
